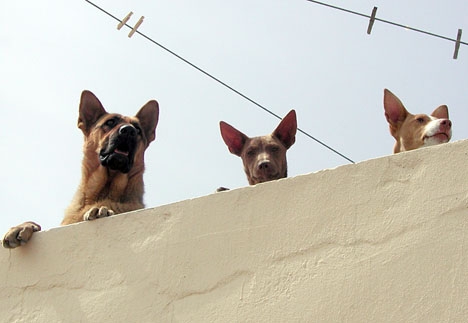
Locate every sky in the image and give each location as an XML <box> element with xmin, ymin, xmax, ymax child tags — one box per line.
<box><xmin>1</xmin><ymin>0</ymin><xmax>467</xmax><ymax>234</ymax></box>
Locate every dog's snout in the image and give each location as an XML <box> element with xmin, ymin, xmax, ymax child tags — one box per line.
<box><xmin>441</xmin><ymin>119</ymin><xmax>452</xmax><ymax>128</ymax></box>
<box><xmin>258</xmin><ymin>161</ymin><xmax>270</xmax><ymax>170</ymax></box>
<box><xmin>119</xmin><ymin>124</ymin><xmax>137</xmax><ymax>137</ymax></box>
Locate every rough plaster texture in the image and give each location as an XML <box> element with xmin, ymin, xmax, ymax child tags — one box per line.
<box><xmin>1</xmin><ymin>140</ymin><xmax>468</xmax><ymax>323</ymax></box>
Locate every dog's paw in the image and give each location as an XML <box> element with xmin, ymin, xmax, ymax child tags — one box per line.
<box><xmin>2</xmin><ymin>221</ymin><xmax>42</xmax><ymax>249</ymax></box>
<box><xmin>83</xmin><ymin>207</ymin><xmax>115</xmax><ymax>221</ymax></box>
<box><xmin>216</xmin><ymin>187</ymin><xmax>230</xmax><ymax>192</ymax></box>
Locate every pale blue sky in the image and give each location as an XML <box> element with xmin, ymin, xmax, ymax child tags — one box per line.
<box><xmin>1</xmin><ymin>0</ymin><xmax>467</xmax><ymax>234</ymax></box>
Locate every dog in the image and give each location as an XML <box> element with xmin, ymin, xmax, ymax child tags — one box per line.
<box><xmin>218</xmin><ymin>109</ymin><xmax>297</xmax><ymax>189</ymax></box>
<box><xmin>383</xmin><ymin>89</ymin><xmax>452</xmax><ymax>153</ymax></box>
<box><xmin>2</xmin><ymin>90</ymin><xmax>159</xmax><ymax>248</ymax></box>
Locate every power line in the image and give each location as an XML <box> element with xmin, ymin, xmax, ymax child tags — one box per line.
<box><xmin>84</xmin><ymin>0</ymin><xmax>355</xmax><ymax>164</ymax></box>
<box><xmin>305</xmin><ymin>0</ymin><xmax>466</xmax><ymax>59</ymax></box>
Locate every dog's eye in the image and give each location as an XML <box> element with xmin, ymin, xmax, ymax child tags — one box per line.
<box><xmin>416</xmin><ymin>117</ymin><xmax>425</xmax><ymax>123</ymax></box>
<box><xmin>246</xmin><ymin>149</ymin><xmax>256</xmax><ymax>157</ymax></box>
<box><xmin>105</xmin><ymin>119</ymin><xmax>116</xmax><ymax>128</ymax></box>
<box><xmin>270</xmin><ymin>146</ymin><xmax>279</xmax><ymax>153</ymax></box>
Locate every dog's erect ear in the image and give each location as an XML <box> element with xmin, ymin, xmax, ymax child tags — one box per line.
<box><xmin>78</xmin><ymin>90</ymin><xmax>107</xmax><ymax>136</ymax></box>
<box><xmin>431</xmin><ymin>105</ymin><xmax>449</xmax><ymax>119</ymax></box>
<box><xmin>273</xmin><ymin>110</ymin><xmax>297</xmax><ymax>149</ymax></box>
<box><xmin>219</xmin><ymin>121</ymin><xmax>249</xmax><ymax>156</ymax></box>
<box><xmin>135</xmin><ymin>100</ymin><xmax>159</xmax><ymax>144</ymax></box>
<box><xmin>383</xmin><ymin>89</ymin><xmax>408</xmax><ymax>126</ymax></box>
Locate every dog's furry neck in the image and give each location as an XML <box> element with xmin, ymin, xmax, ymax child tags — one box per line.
<box><xmin>82</xmin><ymin>161</ymin><xmax>145</xmax><ymax>202</ymax></box>
<box><xmin>62</xmin><ymin>163</ymin><xmax>146</xmax><ymax>225</ymax></box>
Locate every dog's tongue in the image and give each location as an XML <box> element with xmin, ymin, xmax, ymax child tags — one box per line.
<box><xmin>114</xmin><ymin>149</ymin><xmax>129</xmax><ymax>156</ymax></box>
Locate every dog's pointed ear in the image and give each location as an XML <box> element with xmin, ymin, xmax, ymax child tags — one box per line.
<box><xmin>383</xmin><ymin>89</ymin><xmax>408</xmax><ymax>126</ymax></box>
<box><xmin>273</xmin><ymin>110</ymin><xmax>297</xmax><ymax>149</ymax></box>
<box><xmin>135</xmin><ymin>100</ymin><xmax>159</xmax><ymax>144</ymax></box>
<box><xmin>78</xmin><ymin>90</ymin><xmax>107</xmax><ymax>136</ymax></box>
<box><xmin>219</xmin><ymin>121</ymin><xmax>248</xmax><ymax>156</ymax></box>
<box><xmin>431</xmin><ymin>105</ymin><xmax>449</xmax><ymax>119</ymax></box>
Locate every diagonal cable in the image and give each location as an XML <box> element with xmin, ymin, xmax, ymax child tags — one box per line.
<box><xmin>84</xmin><ymin>0</ymin><xmax>355</xmax><ymax>164</ymax></box>
<box><xmin>305</xmin><ymin>0</ymin><xmax>467</xmax><ymax>46</ymax></box>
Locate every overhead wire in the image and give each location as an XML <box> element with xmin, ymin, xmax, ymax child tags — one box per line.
<box><xmin>84</xmin><ymin>0</ymin><xmax>356</xmax><ymax>164</ymax></box>
<box><xmin>305</xmin><ymin>0</ymin><xmax>468</xmax><ymax>46</ymax></box>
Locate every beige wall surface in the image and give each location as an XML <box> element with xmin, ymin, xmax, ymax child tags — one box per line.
<box><xmin>1</xmin><ymin>140</ymin><xmax>468</xmax><ymax>323</ymax></box>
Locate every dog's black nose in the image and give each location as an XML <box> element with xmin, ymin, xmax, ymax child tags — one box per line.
<box><xmin>258</xmin><ymin>161</ymin><xmax>270</xmax><ymax>170</ymax></box>
<box><xmin>119</xmin><ymin>125</ymin><xmax>137</xmax><ymax>137</ymax></box>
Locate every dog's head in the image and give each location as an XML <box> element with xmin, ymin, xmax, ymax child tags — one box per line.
<box><xmin>220</xmin><ymin>110</ymin><xmax>297</xmax><ymax>185</ymax></box>
<box><xmin>78</xmin><ymin>90</ymin><xmax>159</xmax><ymax>174</ymax></box>
<box><xmin>384</xmin><ymin>89</ymin><xmax>452</xmax><ymax>153</ymax></box>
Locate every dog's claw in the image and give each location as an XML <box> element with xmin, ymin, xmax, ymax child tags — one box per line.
<box><xmin>83</xmin><ymin>207</ymin><xmax>115</xmax><ymax>221</ymax></box>
<box><xmin>2</xmin><ymin>221</ymin><xmax>41</xmax><ymax>249</ymax></box>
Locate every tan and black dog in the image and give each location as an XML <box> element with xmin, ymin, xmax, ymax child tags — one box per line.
<box><xmin>2</xmin><ymin>90</ymin><xmax>159</xmax><ymax>248</ymax></box>
<box><xmin>219</xmin><ymin>110</ymin><xmax>297</xmax><ymax>188</ymax></box>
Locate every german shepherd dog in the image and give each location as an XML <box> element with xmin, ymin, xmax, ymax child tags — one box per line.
<box><xmin>2</xmin><ymin>90</ymin><xmax>159</xmax><ymax>248</ymax></box>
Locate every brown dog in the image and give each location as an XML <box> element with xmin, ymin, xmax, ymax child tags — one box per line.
<box><xmin>384</xmin><ymin>89</ymin><xmax>452</xmax><ymax>153</ymax></box>
<box><xmin>219</xmin><ymin>110</ymin><xmax>297</xmax><ymax>188</ymax></box>
<box><xmin>2</xmin><ymin>90</ymin><xmax>159</xmax><ymax>248</ymax></box>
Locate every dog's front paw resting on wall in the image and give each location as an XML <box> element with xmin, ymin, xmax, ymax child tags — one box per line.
<box><xmin>83</xmin><ymin>207</ymin><xmax>115</xmax><ymax>221</ymax></box>
<box><xmin>2</xmin><ymin>221</ymin><xmax>42</xmax><ymax>249</ymax></box>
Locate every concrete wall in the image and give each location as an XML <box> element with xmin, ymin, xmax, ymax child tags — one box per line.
<box><xmin>1</xmin><ymin>140</ymin><xmax>468</xmax><ymax>323</ymax></box>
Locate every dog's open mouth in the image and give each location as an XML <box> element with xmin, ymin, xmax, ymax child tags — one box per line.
<box><xmin>100</xmin><ymin>141</ymin><xmax>136</xmax><ymax>173</ymax></box>
<box><xmin>114</xmin><ymin>147</ymin><xmax>129</xmax><ymax>157</ymax></box>
<box><xmin>426</xmin><ymin>132</ymin><xmax>450</xmax><ymax>143</ymax></box>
